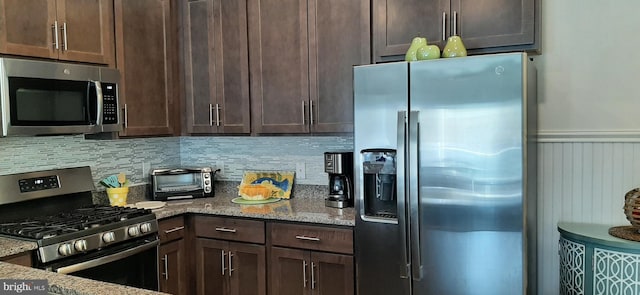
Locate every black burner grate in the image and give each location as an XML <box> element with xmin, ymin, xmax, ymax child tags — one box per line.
<box><xmin>0</xmin><ymin>205</ymin><xmax>151</xmax><ymax>240</ymax></box>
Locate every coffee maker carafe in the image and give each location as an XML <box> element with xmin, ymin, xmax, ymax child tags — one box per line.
<box><xmin>324</xmin><ymin>152</ymin><xmax>353</xmax><ymax>208</ymax></box>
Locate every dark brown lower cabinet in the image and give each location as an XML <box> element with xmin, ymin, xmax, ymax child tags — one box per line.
<box><xmin>159</xmin><ymin>239</ymin><xmax>187</xmax><ymax>294</ymax></box>
<box><xmin>158</xmin><ymin>216</ymin><xmax>188</xmax><ymax>295</ymax></box>
<box><xmin>195</xmin><ymin>238</ymin><xmax>266</xmax><ymax>295</ymax></box>
<box><xmin>269</xmin><ymin>246</ymin><xmax>354</xmax><ymax>295</ymax></box>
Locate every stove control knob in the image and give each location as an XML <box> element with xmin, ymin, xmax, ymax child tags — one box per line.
<box><xmin>140</xmin><ymin>222</ymin><xmax>152</xmax><ymax>234</ymax></box>
<box><xmin>58</xmin><ymin>243</ymin><xmax>73</xmax><ymax>256</ymax></box>
<box><xmin>128</xmin><ymin>226</ymin><xmax>140</xmax><ymax>237</ymax></box>
<box><xmin>102</xmin><ymin>231</ymin><xmax>116</xmax><ymax>243</ymax></box>
<box><xmin>74</xmin><ymin>239</ymin><xmax>88</xmax><ymax>252</ymax></box>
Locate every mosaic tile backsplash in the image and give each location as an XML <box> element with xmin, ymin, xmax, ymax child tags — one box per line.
<box><xmin>180</xmin><ymin>136</ymin><xmax>353</xmax><ymax>185</ymax></box>
<box><xmin>0</xmin><ymin>135</ymin><xmax>353</xmax><ymax>188</ymax></box>
<box><xmin>0</xmin><ymin>135</ymin><xmax>180</xmax><ymax>186</ymax></box>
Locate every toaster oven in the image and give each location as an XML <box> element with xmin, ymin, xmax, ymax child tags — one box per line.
<box><xmin>150</xmin><ymin>168</ymin><xmax>217</xmax><ymax>201</ymax></box>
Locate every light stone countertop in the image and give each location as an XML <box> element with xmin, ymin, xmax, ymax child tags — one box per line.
<box><xmin>153</xmin><ymin>192</ymin><xmax>356</xmax><ymax>226</ymax></box>
<box><xmin>96</xmin><ymin>181</ymin><xmax>355</xmax><ymax>226</ymax></box>
<box><xmin>0</xmin><ymin>237</ymin><xmax>38</xmax><ymax>258</ymax></box>
<box><xmin>0</xmin><ymin>262</ymin><xmax>168</xmax><ymax>295</ymax></box>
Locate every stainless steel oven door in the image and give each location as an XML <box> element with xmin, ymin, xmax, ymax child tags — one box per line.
<box><xmin>45</xmin><ymin>237</ymin><xmax>159</xmax><ymax>291</ymax></box>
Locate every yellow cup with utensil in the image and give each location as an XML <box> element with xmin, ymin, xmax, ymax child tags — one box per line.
<box><xmin>107</xmin><ymin>187</ymin><xmax>129</xmax><ymax>206</ymax></box>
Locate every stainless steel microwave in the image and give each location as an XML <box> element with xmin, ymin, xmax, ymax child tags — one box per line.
<box><xmin>0</xmin><ymin>58</ymin><xmax>121</xmax><ymax>136</ymax></box>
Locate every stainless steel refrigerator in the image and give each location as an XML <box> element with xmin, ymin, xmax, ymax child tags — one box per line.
<box><xmin>353</xmin><ymin>53</ymin><xmax>537</xmax><ymax>295</ymax></box>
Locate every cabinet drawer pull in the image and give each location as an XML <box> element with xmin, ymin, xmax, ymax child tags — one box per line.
<box><xmin>163</xmin><ymin>226</ymin><xmax>184</xmax><ymax>234</ymax></box>
<box><xmin>295</xmin><ymin>235</ymin><xmax>320</xmax><ymax>242</ymax></box>
<box><xmin>215</xmin><ymin>227</ymin><xmax>237</xmax><ymax>233</ymax></box>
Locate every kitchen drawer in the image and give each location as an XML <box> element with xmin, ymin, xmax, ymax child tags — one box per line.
<box><xmin>268</xmin><ymin>222</ymin><xmax>353</xmax><ymax>255</ymax></box>
<box><xmin>158</xmin><ymin>216</ymin><xmax>186</xmax><ymax>243</ymax></box>
<box><xmin>194</xmin><ymin>215</ymin><xmax>265</xmax><ymax>244</ymax></box>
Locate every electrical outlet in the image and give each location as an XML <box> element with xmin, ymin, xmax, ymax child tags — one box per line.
<box><xmin>216</xmin><ymin>161</ymin><xmax>225</xmax><ymax>176</ymax></box>
<box><xmin>296</xmin><ymin>162</ymin><xmax>306</xmax><ymax>179</ymax></box>
<box><xmin>142</xmin><ymin>162</ymin><xmax>151</xmax><ymax>179</ymax></box>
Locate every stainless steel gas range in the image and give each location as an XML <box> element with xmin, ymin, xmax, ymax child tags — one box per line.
<box><xmin>0</xmin><ymin>166</ymin><xmax>159</xmax><ymax>291</ymax></box>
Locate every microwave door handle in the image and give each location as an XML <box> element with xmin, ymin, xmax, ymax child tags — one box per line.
<box><xmin>93</xmin><ymin>81</ymin><xmax>103</xmax><ymax>126</ymax></box>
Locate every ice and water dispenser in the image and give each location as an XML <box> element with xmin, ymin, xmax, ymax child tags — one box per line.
<box><xmin>361</xmin><ymin>149</ymin><xmax>398</xmax><ymax>219</ymax></box>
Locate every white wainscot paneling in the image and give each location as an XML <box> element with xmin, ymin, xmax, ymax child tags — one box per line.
<box><xmin>538</xmin><ymin>142</ymin><xmax>640</xmax><ymax>294</ymax></box>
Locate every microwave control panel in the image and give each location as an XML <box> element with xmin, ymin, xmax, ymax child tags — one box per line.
<box><xmin>102</xmin><ymin>83</ymin><xmax>118</xmax><ymax>124</ymax></box>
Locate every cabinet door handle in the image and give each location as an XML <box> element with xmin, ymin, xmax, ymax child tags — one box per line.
<box><xmin>311</xmin><ymin>261</ymin><xmax>316</xmax><ymax>290</ymax></box>
<box><xmin>215</xmin><ymin>227</ymin><xmax>237</xmax><ymax>233</ymax></box>
<box><xmin>295</xmin><ymin>235</ymin><xmax>320</xmax><ymax>242</ymax></box>
<box><xmin>163</xmin><ymin>226</ymin><xmax>184</xmax><ymax>234</ymax></box>
<box><xmin>228</xmin><ymin>251</ymin><xmax>234</xmax><ymax>276</ymax></box>
<box><xmin>303</xmin><ymin>260</ymin><xmax>308</xmax><ymax>288</ymax></box>
<box><xmin>209</xmin><ymin>104</ymin><xmax>213</xmax><ymax>126</ymax></box>
<box><xmin>442</xmin><ymin>12</ymin><xmax>446</xmax><ymax>41</ymax></box>
<box><xmin>221</xmin><ymin>250</ymin><xmax>227</xmax><ymax>275</ymax></box>
<box><xmin>123</xmin><ymin>104</ymin><xmax>128</xmax><ymax>128</ymax></box>
<box><xmin>452</xmin><ymin>11</ymin><xmax>458</xmax><ymax>36</ymax></box>
<box><xmin>310</xmin><ymin>101</ymin><xmax>314</xmax><ymax>125</ymax></box>
<box><xmin>52</xmin><ymin>20</ymin><xmax>59</xmax><ymax>49</ymax></box>
<box><xmin>215</xmin><ymin>104</ymin><xmax>221</xmax><ymax>127</ymax></box>
<box><xmin>61</xmin><ymin>22</ymin><xmax>68</xmax><ymax>51</ymax></box>
<box><xmin>301</xmin><ymin>101</ymin><xmax>306</xmax><ymax>125</ymax></box>
<box><xmin>161</xmin><ymin>254</ymin><xmax>169</xmax><ymax>280</ymax></box>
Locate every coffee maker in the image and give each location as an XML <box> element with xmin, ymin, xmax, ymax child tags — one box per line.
<box><xmin>324</xmin><ymin>151</ymin><xmax>353</xmax><ymax>208</ymax></box>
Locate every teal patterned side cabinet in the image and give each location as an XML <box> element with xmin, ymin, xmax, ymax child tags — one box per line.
<box><xmin>559</xmin><ymin>236</ymin><xmax>585</xmax><ymax>294</ymax></box>
<box><xmin>558</xmin><ymin>222</ymin><xmax>640</xmax><ymax>295</ymax></box>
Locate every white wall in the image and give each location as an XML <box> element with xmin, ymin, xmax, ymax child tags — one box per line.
<box><xmin>534</xmin><ymin>1</ymin><xmax>640</xmax><ymax>294</ymax></box>
<box><xmin>534</xmin><ymin>0</ymin><xmax>640</xmax><ymax>138</ymax></box>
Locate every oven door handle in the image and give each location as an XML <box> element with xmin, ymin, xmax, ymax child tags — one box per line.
<box><xmin>55</xmin><ymin>239</ymin><xmax>159</xmax><ymax>274</ymax></box>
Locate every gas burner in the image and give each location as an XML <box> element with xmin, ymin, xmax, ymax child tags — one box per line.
<box><xmin>0</xmin><ymin>205</ymin><xmax>151</xmax><ymax>240</ymax></box>
<box><xmin>0</xmin><ymin>220</ymin><xmax>81</xmax><ymax>239</ymax></box>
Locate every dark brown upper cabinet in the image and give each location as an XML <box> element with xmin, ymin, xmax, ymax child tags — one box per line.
<box><xmin>114</xmin><ymin>0</ymin><xmax>180</xmax><ymax>137</ymax></box>
<box><xmin>373</xmin><ymin>0</ymin><xmax>538</xmax><ymax>62</ymax></box>
<box><xmin>183</xmin><ymin>0</ymin><xmax>251</xmax><ymax>134</ymax></box>
<box><xmin>0</xmin><ymin>0</ymin><xmax>115</xmax><ymax>66</ymax></box>
<box><xmin>248</xmin><ymin>0</ymin><xmax>370</xmax><ymax>134</ymax></box>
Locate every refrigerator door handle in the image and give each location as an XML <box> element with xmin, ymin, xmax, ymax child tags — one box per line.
<box><xmin>409</xmin><ymin>110</ymin><xmax>423</xmax><ymax>281</ymax></box>
<box><xmin>396</xmin><ymin>111</ymin><xmax>410</xmax><ymax>279</ymax></box>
